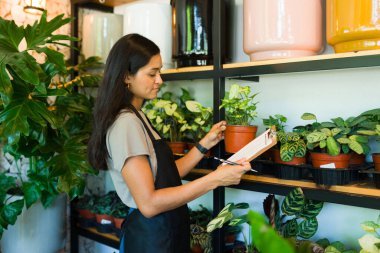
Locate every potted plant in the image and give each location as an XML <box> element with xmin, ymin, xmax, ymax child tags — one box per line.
<box><xmin>263</xmin><ymin>114</ymin><xmax>307</xmax><ymax>165</ymax></box>
<box><xmin>111</xmin><ymin>200</ymin><xmax>130</xmax><ymax>230</ymax></box>
<box><xmin>0</xmin><ymin>12</ymin><xmax>98</xmax><ymax>242</ymax></box>
<box><xmin>300</xmin><ymin>113</ymin><xmax>372</xmax><ymax>168</ymax></box>
<box><xmin>75</xmin><ymin>194</ymin><xmax>96</xmax><ymax>220</ymax></box>
<box><xmin>143</xmin><ymin>90</ymin><xmax>192</xmax><ymax>154</ymax></box>
<box><xmin>263</xmin><ymin>188</ymin><xmax>324</xmax><ymax>240</ymax></box>
<box><xmin>93</xmin><ymin>191</ymin><xmax>118</xmax><ymax>232</ymax></box>
<box><xmin>189</xmin><ymin>205</ymin><xmax>213</xmax><ymax>253</ymax></box>
<box><xmin>207</xmin><ymin>202</ymin><xmax>254</xmax><ymax>252</ymax></box>
<box><xmin>219</xmin><ymin>84</ymin><xmax>259</xmax><ymax>153</ymax></box>
<box><xmin>358</xmin><ymin>214</ymin><xmax>380</xmax><ymax>253</ymax></box>
<box><xmin>185</xmin><ymin>100</ymin><xmax>213</xmax><ymax>154</ymax></box>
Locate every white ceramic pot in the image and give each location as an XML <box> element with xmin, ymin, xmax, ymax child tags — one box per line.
<box><xmin>114</xmin><ymin>0</ymin><xmax>173</xmax><ymax>69</ymax></box>
<box><xmin>0</xmin><ymin>194</ymin><xmax>67</xmax><ymax>253</ymax></box>
<box><xmin>243</xmin><ymin>0</ymin><xmax>323</xmax><ymax>61</ymax></box>
<box><xmin>82</xmin><ymin>12</ymin><xmax>123</xmax><ymax>63</ymax></box>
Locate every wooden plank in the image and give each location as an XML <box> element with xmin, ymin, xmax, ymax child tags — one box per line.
<box><xmin>189</xmin><ymin>169</ymin><xmax>380</xmax><ymax>198</ymax></box>
<box><xmin>223</xmin><ymin>49</ymin><xmax>380</xmax><ymax>69</ymax></box>
<box><xmin>161</xmin><ymin>65</ymin><xmax>214</xmax><ymax>74</ymax></box>
<box><xmin>71</xmin><ymin>0</ymin><xmax>135</xmax><ymax>7</ymax></box>
<box><xmin>79</xmin><ymin>226</ymin><xmax>120</xmax><ymax>241</ymax></box>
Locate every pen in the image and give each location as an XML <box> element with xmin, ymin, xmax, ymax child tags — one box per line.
<box><xmin>213</xmin><ymin>157</ymin><xmax>258</xmax><ymax>172</ymax></box>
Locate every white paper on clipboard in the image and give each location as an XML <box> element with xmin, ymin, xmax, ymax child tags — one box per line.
<box><xmin>226</xmin><ymin>127</ymin><xmax>277</xmax><ymax>164</ymax></box>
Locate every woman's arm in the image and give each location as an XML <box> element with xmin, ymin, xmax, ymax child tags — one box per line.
<box><xmin>175</xmin><ymin>121</ymin><xmax>227</xmax><ymax>177</ymax></box>
<box><xmin>122</xmin><ymin>154</ymin><xmax>250</xmax><ymax>218</ymax></box>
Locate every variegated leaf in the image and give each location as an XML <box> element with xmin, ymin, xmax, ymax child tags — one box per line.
<box><xmin>298</xmin><ymin>217</ymin><xmax>318</xmax><ymax>239</ymax></box>
<box><xmin>281</xmin><ymin>188</ymin><xmax>305</xmax><ymax>216</ymax></box>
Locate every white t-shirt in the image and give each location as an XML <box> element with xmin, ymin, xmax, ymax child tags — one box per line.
<box><xmin>106</xmin><ymin>110</ymin><xmax>160</xmax><ymax>208</ymax></box>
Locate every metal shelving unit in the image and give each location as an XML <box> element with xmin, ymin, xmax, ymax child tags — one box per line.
<box><xmin>70</xmin><ymin>1</ymin><xmax>380</xmax><ymax>252</ymax></box>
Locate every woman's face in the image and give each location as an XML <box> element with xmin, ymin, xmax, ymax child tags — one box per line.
<box><xmin>127</xmin><ymin>54</ymin><xmax>163</xmax><ymax>107</ymax></box>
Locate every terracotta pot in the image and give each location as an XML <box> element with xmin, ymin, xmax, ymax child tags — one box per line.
<box><xmin>224</xmin><ymin>125</ymin><xmax>258</xmax><ymax>154</ymax></box>
<box><xmin>349</xmin><ymin>153</ymin><xmax>366</xmax><ymax>166</ymax></box>
<box><xmin>327</xmin><ymin>0</ymin><xmax>380</xmax><ymax>53</ymax></box>
<box><xmin>372</xmin><ymin>153</ymin><xmax>380</xmax><ymax>171</ymax></box>
<box><xmin>225</xmin><ymin>233</ymin><xmax>236</xmax><ymax>245</ymax></box>
<box><xmin>243</xmin><ymin>0</ymin><xmax>323</xmax><ymax>61</ymax></box>
<box><xmin>112</xmin><ymin>217</ymin><xmax>125</xmax><ymax>229</ymax></box>
<box><xmin>78</xmin><ymin>209</ymin><xmax>95</xmax><ymax>219</ymax></box>
<box><xmin>191</xmin><ymin>243</ymin><xmax>204</xmax><ymax>253</ymax></box>
<box><xmin>272</xmin><ymin>149</ymin><xmax>306</xmax><ymax>165</ymax></box>
<box><xmin>167</xmin><ymin>141</ymin><xmax>187</xmax><ymax>154</ymax></box>
<box><xmin>95</xmin><ymin>214</ymin><xmax>113</xmax><ymax>225</ymax></box>
<box><xmin>310</xmin><ymin>152</ymin><xmax>351</xmax><ymax>169</ymax></box>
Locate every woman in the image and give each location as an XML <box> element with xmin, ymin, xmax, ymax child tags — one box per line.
<box><xmin>88</xmin><ymin>33</ymin><xmax>251</xmax><ymax>253</ymax></box>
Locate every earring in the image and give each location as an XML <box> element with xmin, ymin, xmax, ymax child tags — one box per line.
<box><xmin>126</xmin><ymin>83</ymin><xmax>130</xmax><ymax>89</ymax></box>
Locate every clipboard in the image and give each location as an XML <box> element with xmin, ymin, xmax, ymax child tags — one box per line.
<box><xmin>225</xmin><ymin>126</ymin><xmax>277</xmax><ymax>164</ymax></box>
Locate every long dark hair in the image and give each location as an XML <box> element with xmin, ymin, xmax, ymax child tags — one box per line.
<box><xmin>88</xmin><ymin>34</ymin><xmax>160</xmax><ymax>170</ymax></box>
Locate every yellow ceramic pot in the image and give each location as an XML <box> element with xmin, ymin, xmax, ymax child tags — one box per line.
<box><xmin>327</xmin><ymin>0</ymin><xmax>380</xmax><ymax>53</ymax></box>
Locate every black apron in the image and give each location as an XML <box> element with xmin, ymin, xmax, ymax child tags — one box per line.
<box><xmin>121</xmin><ymin>107</ymin><xmax>190</xmax><ymax>253</ymax></box>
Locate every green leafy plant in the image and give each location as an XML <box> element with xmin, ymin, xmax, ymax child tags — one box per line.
<box><xmin>0</xmin><ymin>12</ymin><xmax>98</xmax><ymax>237</ymax></box>
<box><xmin>277</xmin><ymin>131</ymin><xmax>307</xmax><ymax>162</ymax></box>
<box><xmin>185</xmin><ymin>100</ymin><xmax>213</xmax><ymax>143</ymax></box>
<box><xmin>297</xmin><ymin>113</ymin><xmax>374</xmax><ymax>156</ymax></box>
<box><xmin>189</xmin><ymin>205</ymin><xmax>213</xmax><ymax>253</ymax></box>
<box><xmin>315</xmin><ymin>238</ymin><xmax>357</xmax><ymax>253</ymax></box>
<box><xmin>262</xmin><ymin>114</ymin><xmax>287</xmax><ymax>132</ymax></box>
<box><xmin>358</xmin><ymin>214</ymin><xmax>380</xmax><ymax>253</ymax></box>
<box><xmin>143</xmin><ymin>90</ymin><xmax>191</xmax><ymax>142</ymax></box>
<box><xmin>219</xmin><ymin>84</ymin><xmax>259</xmax><ymax>126</ymax></box>
<box><xmin>111</xmin><ymin>201</ymin><xmax>130</xmax><ymax>218</ymax></box>
<box><xmin>263</xmin><ymin>187</ymin><xmax>324</xmax><ymax>240</ymax></box>
<box><xmin>93</xmin><ymin>191</ymin><xmax>118</xmax><ymax>215</ymax></box>
<box><xmin>206</xmin><ymin>202</ymin><xmax>253</xmax><ymax>252</ymax></box>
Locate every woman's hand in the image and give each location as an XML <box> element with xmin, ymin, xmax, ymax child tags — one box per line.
<box><xmin>199</xmin><ymin>121</ymin><xmax>227</xmax><ymax>150</ymax></box>
<box><xmin>212</xmin><ymin>158</ymin><xmax>251</xmax><ymax>186</ymax></box>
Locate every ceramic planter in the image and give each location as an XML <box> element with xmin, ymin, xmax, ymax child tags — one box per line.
<box><xmin>310</xmin><ymin>152</ymin><xmax>352</xmax><ymax>169</ymax></box>
<box><xmin>327</xmin><ymin>0</ymin><xmax>380</xmax><ymax>53</ymax></box>
<box><xmin>82</xmin><ymin>12</ymin><xmax>123</xmax><ymax>62</ymax></box>
<box><xmin>243</xmin><ymin>0</ymin><xmax>323</xmax><ymax>61</ymax></box>
<box><xmin>114</xmin><ymin>0</ymin><xmax>173</xmax><ymax>69</ymax></box>
<box><xmin>1</xmin><ymin>195</ymin><xmax>66</xmax><ymax>253</ymax></box>
<box><xmin>224</xmin><ymin>125</ymin><xmax>258</xmax><ymax>154</ymax></box>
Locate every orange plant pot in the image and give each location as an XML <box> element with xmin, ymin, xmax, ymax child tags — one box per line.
<box><xmin>78</xmin><ymin>209</ymin><xmax>95</xmax><ymax>219</ymax></box>
<box><xmin>112</xmin><ymin>217</ymin><xmax>125</xmax><ymax>229</ymax></box>
<box><xmin>349</xmin><ymin>153</ymin><xmax>366</xmax><ymax>166</ymax></box>
<box><xmin>167</xmin><ymin>141</ymin><xmax>187</xmax><ymax>154</ymax></box>
<box><xmin>310</xmin><ymin>152</ymin><xmax>351</xmax><ymax>169</ymax></box>
<box><xmin>224</xmin><ymin>125</ymin><xmax>258</xmax><ymax>154</ymax></box>
<box><xmin>372</xmin><ymin>153</ymin><xmax>380</xmax><ymax>171</ymax></box>
<box><xmin>273</xmin><ymin>149</ymin><xmax>306</xmax><ymax>165</ymax></box>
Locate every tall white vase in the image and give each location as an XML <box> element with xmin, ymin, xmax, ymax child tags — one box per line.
<box><xmin>114</xmin><ymin>0</ymin><xmax>173</xmax><ymax>69</ymax></box>
<box><xmin>0</xmin><ymin>194</ymin><xmax>67</xmax><ymax>253</ymax></box>
<box><xmin>243</xmin><ymin>0</ymin><xmax>323</xmax><ymax>61</ymax></box>
<box><xmin>82</xmin><ymin>12</ymin><xmax>123</xmax><ymax>63</ymax></box>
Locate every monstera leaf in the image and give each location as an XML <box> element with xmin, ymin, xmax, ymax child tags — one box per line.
<box><xmin>0</xmin><ymin>12</ymin><xmax>97</xmax><ymax>239</ymax></box>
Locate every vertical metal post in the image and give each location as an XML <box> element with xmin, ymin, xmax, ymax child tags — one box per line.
<box><xmin>212</xmin><ymin>1</ymin><xmax>226</xmax><ymax>253</ymax></box>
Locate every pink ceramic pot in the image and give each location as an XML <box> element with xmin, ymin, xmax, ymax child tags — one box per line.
<box><xmin>243</xmin><ymin>0</ymin><xmax>323</xmax><ymax>61</ymax></box>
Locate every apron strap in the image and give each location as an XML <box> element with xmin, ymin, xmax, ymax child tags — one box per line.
<box><xmin>128</xmin><ymin>105</ymin><xmax>158</xmax><ymax>142</ymax></box>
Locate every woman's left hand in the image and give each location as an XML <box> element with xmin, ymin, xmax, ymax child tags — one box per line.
<box><xmin>199</xmin><ymin>121</ymin><xmax>227</xmax><ymax>150</ymax></box>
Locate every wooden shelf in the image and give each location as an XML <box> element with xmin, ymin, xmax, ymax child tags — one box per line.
<box><xmin>186</xmin><ymin>169</ymin><xmax>380</xmax><ymax>210</ymax></box>
<box><xmin>71</xmin><ymin>0</ymin><xmax>135</xmax><ymax>7</ymax></box>
<box><xmin>75</xmin><ymin>225</ymin><xmax>119</xmax><ymax>249</ymax></box>
<box><xmin>160</xmin><ymin>50</ymin><xmax>380</xmax><ymax>81</ymax></box>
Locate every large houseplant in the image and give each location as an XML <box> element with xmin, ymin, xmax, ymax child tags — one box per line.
<box><xmin>0</xmin><ymin>12</ymin><xmax>98</xmax><ymax>239</ymax></box>
<box><xmin>219</xmin><ymin>84</ymin><xmax>259</xmax><ymax>153</ymax></box>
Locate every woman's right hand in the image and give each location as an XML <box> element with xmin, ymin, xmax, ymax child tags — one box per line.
<box><xmin>212</xmin><ymin>158</ymin><xmax>251</xmax><ymax>187</ymax></box>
